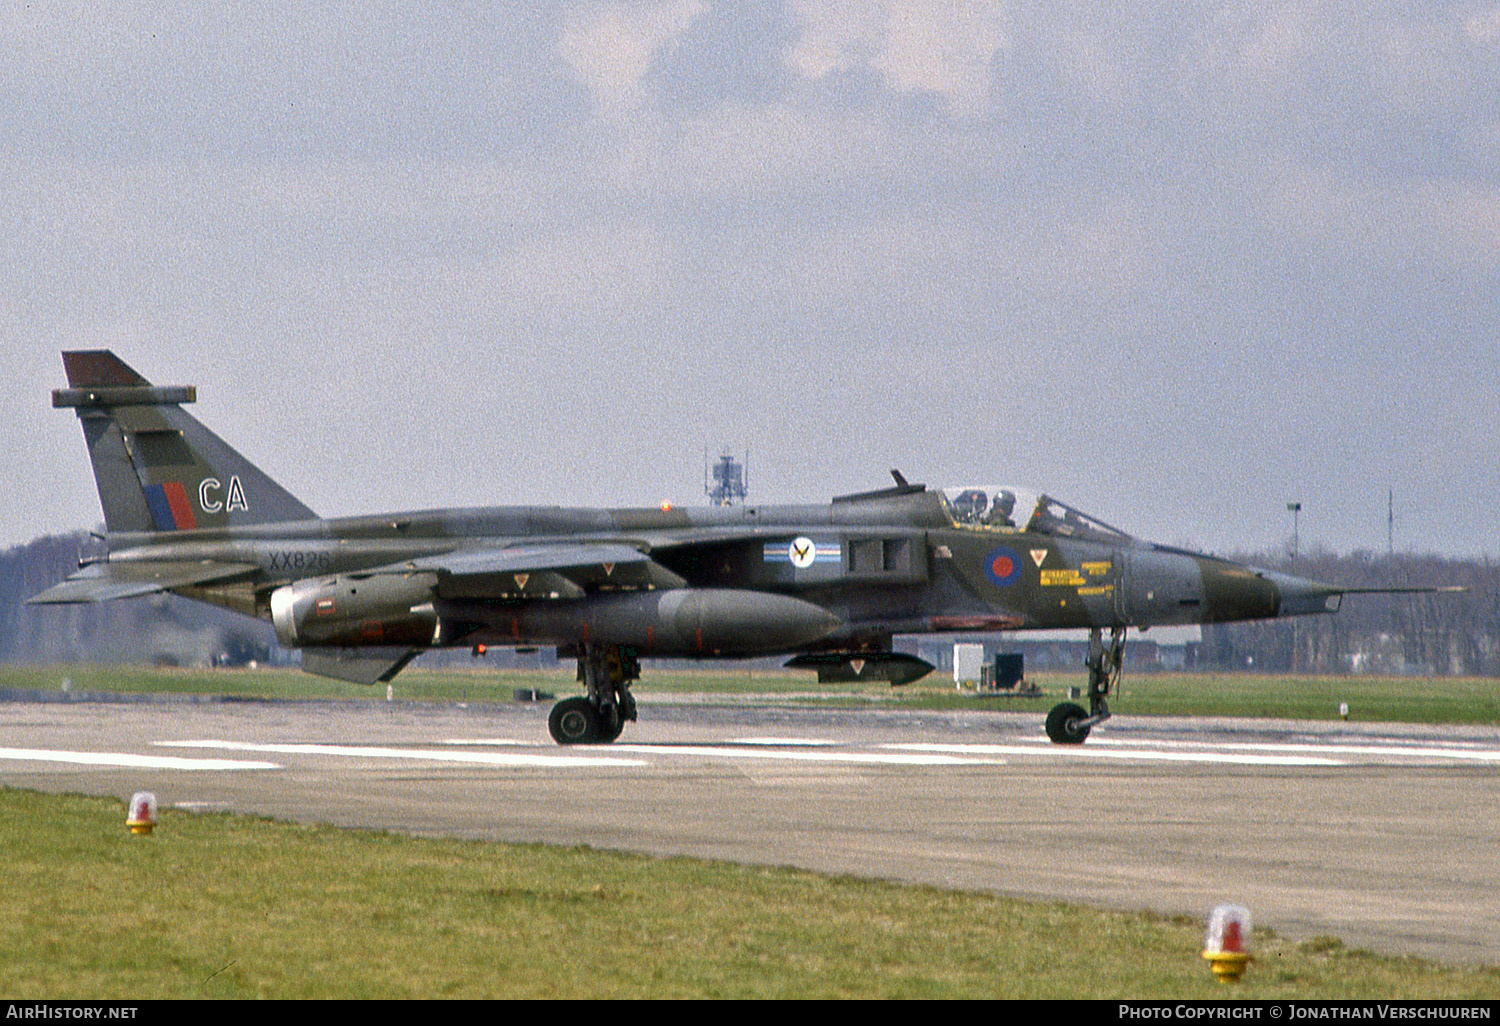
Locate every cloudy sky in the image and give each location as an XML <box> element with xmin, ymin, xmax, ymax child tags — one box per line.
<box><xmin>4</xmin><ymin>1</ymin><xmax>1498</xmax><ymax>558</ymax></box>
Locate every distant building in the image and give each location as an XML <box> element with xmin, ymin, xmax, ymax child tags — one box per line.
<box><xmin>902</xmin><ymin>626</ymin><xmax>1202</xmax><ymax>674</ymax></box>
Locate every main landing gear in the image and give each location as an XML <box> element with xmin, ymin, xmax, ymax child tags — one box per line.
<box><xmin>548</xmin><ymin>643</ymin><xmax>640</xmax><ymax>745</ymax></box>
<box><xmin>1045</xmin><ymin>626</ymin><xmax>1124</xmax><ymax>745</ymax></box>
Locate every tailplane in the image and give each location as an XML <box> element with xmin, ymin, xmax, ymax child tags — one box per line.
<box><xmin>55</xmin><ymin>351</ymin><xmax>317</xmax><ymax>534</ymax></box>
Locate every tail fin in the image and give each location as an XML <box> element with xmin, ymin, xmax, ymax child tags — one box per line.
<box><xmin>55</xmin><ymin>351</ymin><xmax>317</xmax><ymax>534</ymax></box>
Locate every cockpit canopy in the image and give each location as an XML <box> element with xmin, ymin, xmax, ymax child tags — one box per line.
<box><xmin>939</xmin><ymin>487</ymin><xmax>1134</xmax><ymax>544</ymax></box>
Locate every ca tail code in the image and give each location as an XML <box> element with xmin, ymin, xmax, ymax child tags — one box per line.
<box><xmin>199</xmin><ymin>476</ymin><xmax>249</xmax><ymax>513</ymax></box>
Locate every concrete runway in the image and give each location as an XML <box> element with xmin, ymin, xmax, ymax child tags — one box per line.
<box><xmin>2</xmin><ymin>695</ymin><xmax>1497</xmax><ymax>965</ymax></box>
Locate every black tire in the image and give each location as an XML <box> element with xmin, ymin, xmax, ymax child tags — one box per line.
<box><xmin>1045</xmin><ymin>702</ymin><xmax>1090</xmax><ymax>745</ymax></box>
<box><xmin>594</xmin><ymin>705</ymin><xmax>624</xmax><ymax>744</ymax></box>
<box><xmin>548</xmin><ymin>697</ymin><xmax>599</xmax><ymax>745</ymax></box>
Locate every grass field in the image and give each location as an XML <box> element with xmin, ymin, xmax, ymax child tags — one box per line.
<box><xmin>4</xmin><ymin>662</ymin><xmax>1499</xmax><ymax>729</ymax></box>
<box><xmin>3</xmin><ymin>788</ymin><xmax>1498</xmax><ymax>1000</ymax></box>
<box><xmin>3</xmin><ymin>662</ymin><xmax>1497</xmax><ymax>997</ymax></box>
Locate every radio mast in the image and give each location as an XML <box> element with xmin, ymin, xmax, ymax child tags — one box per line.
<box><xmin>705</xmin><ymin>450</ymin><xmax>748</xmax><ymax>506</ymax></box>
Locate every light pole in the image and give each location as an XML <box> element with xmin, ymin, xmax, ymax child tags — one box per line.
<box><xmin>1287</xmin><ymin>502</ymin><xmax>1302</xmax><ymax>673</ymax></box>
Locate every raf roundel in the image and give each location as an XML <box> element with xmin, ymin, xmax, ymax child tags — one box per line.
<box><xmin>984</xmin><ymin>546</ymin><xmax>1023</xmax><ymax>587</ymax></box>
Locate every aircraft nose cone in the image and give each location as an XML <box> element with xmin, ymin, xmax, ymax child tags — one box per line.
<box><xmin>1199</xmin><ymin>562</ymin><xmax>1341</xmax><ymax>622</ymax></box>
<box><xmin>1200</xmin><ymin>561</ymin><xmax>1279</xmax><ymax>622</ymax></box>
<box><xmin>1264</xmin><ymin>570</ymin><xmax>1344</xmax><ymax>618</ymax></box>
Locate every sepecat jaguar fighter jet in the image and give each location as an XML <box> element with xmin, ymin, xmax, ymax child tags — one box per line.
<box><xmin>32</xmin><ymin>351</ymin><xmax>1427</xmax><ymax>746</ymax></box>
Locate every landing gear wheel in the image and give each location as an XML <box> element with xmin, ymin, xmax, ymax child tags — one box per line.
<box><xmin>549</xmin><ymin>697</ymin><xmax>599</xmax><ymax>745</ymax></box>
<box><xmin>567</xmin><ymin>642</ymin><xmax>638</xmax><ymax>745</ymax></box>
<box><xmin>1044</xmin><ymin>626</ymin><xmax>1124</xmax><ymax>744</ymax></box>
<box><xmin>594</xmin><ymin>704</ymin><xmax>624</xmax><ymax>743</ymax></box>
<box><xmin>1046</xmin><ymin>702</ymin><xmax>1091</xmax><ymax>745</ymax></box>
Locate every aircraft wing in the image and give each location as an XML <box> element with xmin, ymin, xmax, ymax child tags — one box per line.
<box><xmin>27</xmin><ymin>560</ymin><xmax>259</xmax><ymax>604</ymax></box>
<box><xmin>373</xmin><ymin>542</ymin><xmax>689</xmax><ymax>599</ymax></box>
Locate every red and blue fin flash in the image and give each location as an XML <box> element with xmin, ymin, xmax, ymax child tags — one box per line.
<box><xmin>143</xmin><ymin>482</ymin><xmax>199</xmax><ymax>531</ymax></box>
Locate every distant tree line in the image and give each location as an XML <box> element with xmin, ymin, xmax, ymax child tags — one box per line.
<box><xmin>0</xmin><ymin>533</ymin><xmax>274</xmax><ymax>666</ymax></box>
<box><xmin>1200</xmin><ymin>548</ymin><xmax>1500</xmax><ymax>676</ymax></box>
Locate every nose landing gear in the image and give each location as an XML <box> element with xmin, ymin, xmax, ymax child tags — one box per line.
<box><xmin>1045</xmin><ymin>626</ymin><xmax>1124</xmax><ymax>744</ymax></box>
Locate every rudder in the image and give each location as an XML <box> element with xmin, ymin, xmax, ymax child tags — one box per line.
<box><xmin>55</xmin><ymin>351</ymin><xmax>318</xmax><ymax>534</ymax></box>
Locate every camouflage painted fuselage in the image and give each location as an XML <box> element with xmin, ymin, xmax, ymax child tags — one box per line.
<box><xmin>33</xmin><ymin>350</ymin><xmax>1345</xmax><ymax>698</ymax></box>
<box><xmin>82</xmin><ymin>486</ymin><xmax>1339</xmax><ymax>663</ymax></box>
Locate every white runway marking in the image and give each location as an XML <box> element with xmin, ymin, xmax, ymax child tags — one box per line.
<box><xmin>886</xmin><ymin>742</ymin><xmax>1344</xmax><ymax>767</ymax></box>
<box><xmin>606</xmin><ymin>743</ymin><xmax>1004</xmax><ymax>766</ymax></box>
<box><xmin>1005</xmin><ymin>735</ymin><xmax>1500</xmax><ymax>763</ymax></box>
<box><xmin>156</xmin><ymin>739</ymin><xmax>648</xmax><ymax>768</ymax></box>
<box><xmin>0</xmin><ymin>746</ymin><xmax>281</xmax><ymax>771</ymax></box>
<box><xmin>437</xmin><ymin>739</ymin><xmax>538</xmax><ymax>747</ymax></box>
<box><xmin>439</xmin><ymin>736</ymin><xmax>845</xmax><ymax>749</ymax></box>
<box><xmin>138</xmin><ymin>732</ymin><xmax>1495</xmax><ymax>772</ymax></box>
<box><xmin>158</xmin><ymin>739</ymin><xmax>1001</xmax><ymax>768</ymax></box>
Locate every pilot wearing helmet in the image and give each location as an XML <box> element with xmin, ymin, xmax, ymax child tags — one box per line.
<box><xmin>983</xmin><ymin>489</ymin><xmax>1017</xmax><ymax>528</ymax></box>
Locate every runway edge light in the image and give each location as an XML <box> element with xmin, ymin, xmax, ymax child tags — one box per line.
<box><xmin>126</xmin><ymin>792</ymin><xmax>157</xmax><ymax>836</ymax></box>
<box><xmin>1202</xmin><ymin>904</ymin><xmax>1252</xmax><ymax>983</ymax></box>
